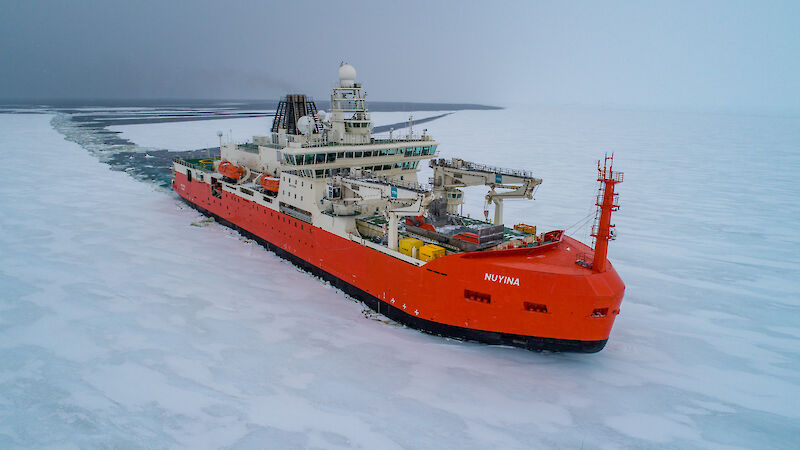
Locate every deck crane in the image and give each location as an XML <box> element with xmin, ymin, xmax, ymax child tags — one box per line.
<box><xmin>430</xmin><ymin>158</ymin><xmax>542</xmax><ymax>225</ymax></box>
<box><xmin>324</xmin><ymin>176</ymin><xmax>433</xmax><ymax>250</ymax></box>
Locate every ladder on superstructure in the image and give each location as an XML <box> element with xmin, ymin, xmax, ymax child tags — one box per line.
<box><xmin>589</xmin><ymin>154</ymin><xmax>623</xmax><ymax>272</ymax></box>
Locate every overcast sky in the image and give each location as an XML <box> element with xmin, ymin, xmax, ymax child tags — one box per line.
<box><xmin>1</xmin><ymin>0</ymin><xmax>798</xmax><ymax>113</ymax></box>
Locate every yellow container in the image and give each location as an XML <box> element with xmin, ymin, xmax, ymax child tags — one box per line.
<box><xmin>514</xmin><ymin>223</ymin><xmax>537</xmax><ymax>235</ymax></box>
<box><xmin>399</xmin><ymin>237</ymin><xmax>424</xmax><ymax>257</ymax></box>
<box><xmin>419</xmin><ymin>244</ymin><xmax>446</xmax><ymax>262</ymax></box>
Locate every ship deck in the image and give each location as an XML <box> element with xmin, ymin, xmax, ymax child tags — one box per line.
<box><xmin>181</xmin><ymin>157</ymin><xmax>218</xmax><ymax>173</ymax></box>
<box><xmin>175</xmin><ymin>157</ymin><xmax>534</xmax><ymax>253</ymax></box>
<box><xmin>356</xmin><ymin>214</ymin><xmax>528</xmax><ymax>253</ymax></box>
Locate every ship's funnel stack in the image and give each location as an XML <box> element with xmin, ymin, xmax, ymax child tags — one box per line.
<box><xmin>591</xmin><ymin>155</ymin><xmax>623</xmax><ymax>273</ymax></box>
<box><xmin>271</xmin><ymin>94</ymin><xmax>321</xmax><ymax>135</ymax></box>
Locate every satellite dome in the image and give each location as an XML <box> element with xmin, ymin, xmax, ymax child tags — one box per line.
<box><xmin>297</xmin><ymin>115</ymin><xmax>314</xmax><ymax>135</ymax></box>
<box><xmin>338</xmin><ymin>63</ymin><xmax>356</xmax><ymax>87</ymax></box>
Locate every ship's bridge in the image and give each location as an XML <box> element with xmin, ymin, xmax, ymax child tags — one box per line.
<box><xmin>222</xmin><ymin>63</ymin><xmax>441</xmax><ymax>181</ymax></box>
<box><xmin>279</xmin><ymin>138</ymin><xmax>438</xmax><ymax>178</ymax></box>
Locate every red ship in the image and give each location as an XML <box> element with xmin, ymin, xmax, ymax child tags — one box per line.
<box><xmin>172</xmin><ymin>64</ymin><xmax>625</xmax><ymax>352</ymax></box>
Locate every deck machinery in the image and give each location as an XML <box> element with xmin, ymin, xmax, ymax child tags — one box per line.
<box><xmin>171</xmin><ymin>63</ymin><xmax>626</xmax><ymax>352</ymax></box>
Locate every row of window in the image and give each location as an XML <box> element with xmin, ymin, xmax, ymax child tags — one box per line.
<box><xmin>369</xmin><ymin>161</ymin><xmax>420</xmax><ymax>171</ymax></box>
<box><xmin>284</xmin><ymin>145</ymin><xmax>437</xmax><ymax>166</ymax></box>
<box><xmin>291</xmin><ymin>161</ymin><xmax>420</xmax><ymax>178</ymax></box>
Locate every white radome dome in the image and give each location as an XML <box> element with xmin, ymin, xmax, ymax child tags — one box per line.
<box><xmin>297</xmin><ymin>115</ymin><xmax>314</xmax><ymax>135</ymax></box>
<box><xmin>338</xmin><ymin>63</ymin><xmax>356</xmax><ymax>87</ymax></box>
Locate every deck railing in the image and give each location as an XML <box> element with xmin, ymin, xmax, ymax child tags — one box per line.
<box><xmin>173</xmin><ymin>157</ymin><xmax>214</xmax><ymax>173</ymax></box>
<box><xmin>431</xmin><ymin>158</ymin><xmax>535</xmax><ymax>179</ymax></box>
<box><xmin>346</xmin><ymin>175</ymin><xmax>431</xmax><ymax>193</ymax></box>
<box><xmin>301</xmin><ymin>134</ymin><xmax>434</xmax><ymax>148</ymax></box>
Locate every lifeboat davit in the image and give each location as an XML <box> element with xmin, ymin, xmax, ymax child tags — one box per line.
<box><xmin>259</xmin><ymin>174</ymin><xmax>280</xmax><ymax>192</ymax></box>
<box><xmin>217</xmin><ymin>161</ymin><xmax>243</xmax><ymax>180</ymax></box>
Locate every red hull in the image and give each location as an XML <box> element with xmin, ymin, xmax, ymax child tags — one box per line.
<box><xmin>173</xmin><ymin>170</ymin><xmax>625</xmax><ymax>352</ymax></box>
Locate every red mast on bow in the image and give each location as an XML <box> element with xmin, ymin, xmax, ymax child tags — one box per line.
<box><xmin>591</xmin><ymin>155</ymin><xmax>623</xmax><ymax>273</ymax></box>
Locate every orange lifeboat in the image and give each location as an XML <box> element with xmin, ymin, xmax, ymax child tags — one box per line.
<box><xmin>217</xmin><ymin>161</ymin><xmax>243</xmax><ymax>180</ymax></box>
<box><xmin>259</xmin><ymin>174</ymin><xmax>280</xmax><ymax>192</ymax></box>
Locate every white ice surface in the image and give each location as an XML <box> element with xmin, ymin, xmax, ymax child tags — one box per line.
<box><xmin>108</xmin><ymin>117</ymin><xmax>274</xmax><ymax>151</ymax></box>
<box><xmin>1</xmin><ymin>111</ymin><xmax>799</xmax><ymax>448</ymax></box>
<box><xmin>107</xmin><ymin>111</ymin><xmax>452</xmax><ymax>151</ymax></box>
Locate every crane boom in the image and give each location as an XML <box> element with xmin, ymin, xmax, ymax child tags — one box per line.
<box><xmin>430</xmin><ymin>158</ymin><xmax>541</xmax><ymax>224</ymax></box>
<box><xmin>325</xmin><ymin>176</ymin><xmax>432</xmax><ymax>250</ymax></box>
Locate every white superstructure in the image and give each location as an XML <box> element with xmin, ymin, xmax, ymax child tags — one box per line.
<box><xmin>175</xmin><ymin>63</ymin><xmax>539</xmax><ymax>257</ymax></box>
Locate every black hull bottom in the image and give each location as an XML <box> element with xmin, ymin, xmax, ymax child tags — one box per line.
<box><xmin>179</xmin><ymin>198</ymin><xmax>607</xmax><ymax>353</ymax></box>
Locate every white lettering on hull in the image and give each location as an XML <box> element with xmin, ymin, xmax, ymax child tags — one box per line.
<box><xmin>484</xmin><ymin>272</ymin><xmax>520</xmax><ymax>286</ymax></box>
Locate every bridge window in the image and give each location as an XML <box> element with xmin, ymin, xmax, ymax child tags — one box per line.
<box><xmin>355</xmin><ymin>151</ymin><xmax>363</xmax><ymax>157</ymax></box>
<box><xmin>345</xmin><ymin>151</ymin><xmax>353</xmax><ymax>158</ymax></box>
<box><xmin>304</xmin><ymin>154</ymin><xmax>315</xmax><ymax>165</ymax></box>
<box><xmin>386</xmin><ymin>149</ymin><xmax>394</xmax><ymax>155</ymax></box>
<box><xmin>326</xmin><ymin>153</ymin><xmax>336</xmax><ymax>163</ymax></box>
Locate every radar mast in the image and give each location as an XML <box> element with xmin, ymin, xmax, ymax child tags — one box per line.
<box><xmin>329</xmin><ymin>63</ymin><xmax>372</xmax><ymax>145</ymax></box>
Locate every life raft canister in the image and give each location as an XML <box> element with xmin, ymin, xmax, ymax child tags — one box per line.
<box><xmin>259</xmin><ymin>174</ymin><xmax>280</xmax><ymax>192</ymax></box>
<box><xmin>217</xmin><ymin>161</ymin><xmax>244</xmax><ymax>180</ymax></box>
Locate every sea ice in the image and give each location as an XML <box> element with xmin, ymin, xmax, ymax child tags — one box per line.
<box><xmin>107</xmin><ymin>111</ymin><xmax>452</xmax><ymax>152</ymax></box>
<box><xmin>0</xmin><ymin>109</ymin><xmax>798</xmax><ymax>448</ymax></box>
<box><xmin>108</xmin><ymin>117</ymin><xmax>274</xmax><ymax>151</ymax></box>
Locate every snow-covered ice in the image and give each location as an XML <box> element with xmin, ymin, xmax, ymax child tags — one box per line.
<box><xmin>107</xmin><ymin>111</ymin><xmax>452</xmax><ymax>152</ymax></box>
<box><xmin>1</xmin><ymin>109</ymin><xmax>799</xmax><ymax>448</ymax></box>
<box><xmin>108</xmin><ymin>117</ymin><xmax>273</xmax><ymax>151</ymax></box>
